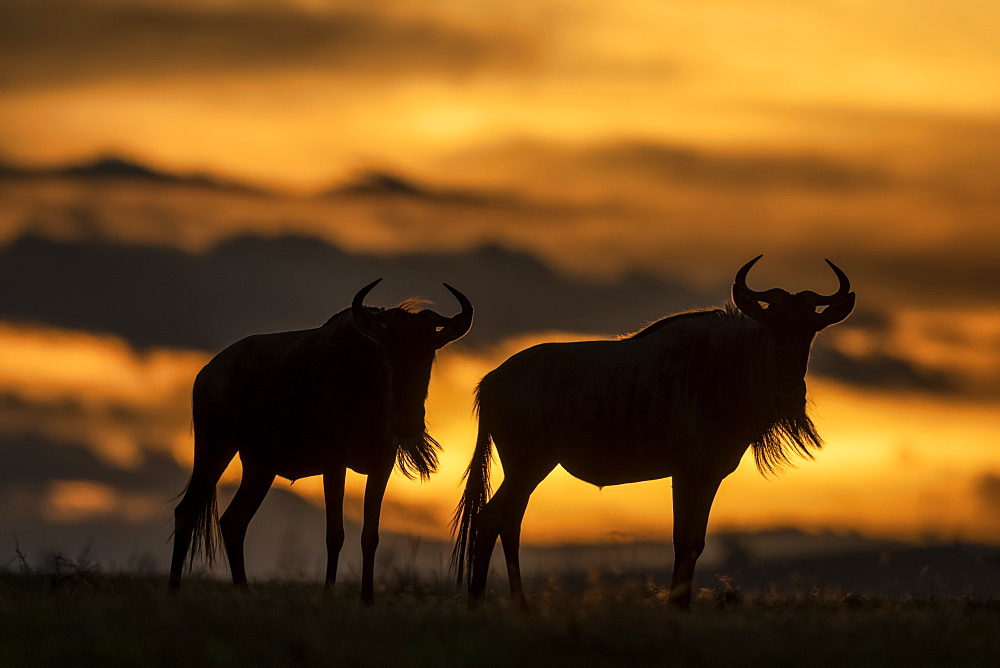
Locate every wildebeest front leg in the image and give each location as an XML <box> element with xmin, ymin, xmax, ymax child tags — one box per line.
<box><xmin>668</xmin><ymin>475</ymin><xmax>723</xmax><ymax>611</ymax></box>
<box><xmin>323</xmin><ymin>468</ymin><xmax>346</xmax><ymax>595</ymax></box>
<box><xmin>360</xmin><ymin>463</ymin><xmax>392</xmax><ymax>605</ymax></box>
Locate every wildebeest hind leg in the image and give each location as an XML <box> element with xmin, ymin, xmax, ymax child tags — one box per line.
<box><xmin>169</xmin><ymin>440</ymin><xmax>237</xmax><ymax>590</ymax></box>
<box><xmin>471</xmin><ymin>461</ymin><xmax>554</xmax><ymax>605</ymax></box>
<box><xmin>219</xmin><ymin>465</ymin><xmax>275</xmax><ymax>590</ymax></box>
<box><xmin>499</xmin><ymin>466</ymin><xmax>552</xmax><ymax>610</ymax></box>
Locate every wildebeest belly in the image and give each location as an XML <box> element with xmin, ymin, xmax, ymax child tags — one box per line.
<box><xmin>551</xmin><ymin>419</ymin><xmax>746</xmax><ymax>486</ymax></box>
<box><xmin>242</xmin><ymin>441</ymin><xmax>335</xmax><ymax>480</ymax></box>
<box><xmin>560</xmin><ymin>450</ymin><xmax>674</xmax><ymax>487</ymax></box>
<box><xmin>242</xmin><ymin>433</ymin><xmax>386</xmax><ymax>480</ymax></box>
<box><xmin>273</xmin><ymin>457</ymin><xmax>376</xmax><ymax>481</ymax></box>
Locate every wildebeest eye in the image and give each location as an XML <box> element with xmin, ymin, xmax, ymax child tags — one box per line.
<box><xmin>435</xmin><ymin>326</ymin><xmax>445</xmax><ymax>332</ymax></box>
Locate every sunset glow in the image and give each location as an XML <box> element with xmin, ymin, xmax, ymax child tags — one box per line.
<box><xmin>1</xmin><ymin>324</ymin><xmax>995</xmax><ymax>547</ymax></box>
<box><xmin>1</xmin><ymin>0</ymin><xmax>999</xmax><ymax>574</ymax></box>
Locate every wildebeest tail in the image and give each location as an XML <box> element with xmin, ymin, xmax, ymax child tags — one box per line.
<box><xmin>182</xmin><ymin>477</ymin><xmax>223</xmax><ymax>570</ymax></box>
<box><xmin>450</xmin><ymin>386</ymin><xmax>493</xmax><ymax>587</ymax></box>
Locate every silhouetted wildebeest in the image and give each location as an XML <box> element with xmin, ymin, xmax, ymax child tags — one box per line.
<box><xmin>170</xmin><ymin>279</ymin><xmax>473</xmax><ymax>603</ymax></box>
<box><xmin>452</xmin><ymin>256</ymin><xmax>854</xmax><ymax>610</ymax></box>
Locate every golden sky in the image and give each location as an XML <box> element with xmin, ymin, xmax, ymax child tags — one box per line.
<box><xmin>1</xmin><ymin>321</ymin><xmax>998</xmax><ymax>547</ymax></box>
<box><xmin>3</xmin><ymin>1</ymin><xmax>1000</xmax><ymax>187</ymax></box>
<box><xmin>1</xmin><ymin>0</ymin><xmax>999</xmax><ymax>565</ymax></box>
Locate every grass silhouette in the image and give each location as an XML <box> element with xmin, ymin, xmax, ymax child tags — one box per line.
<box><xmin>2</xmin><ymin>567</ymin><xmax>998</xmax><ymax>666</ymax></box>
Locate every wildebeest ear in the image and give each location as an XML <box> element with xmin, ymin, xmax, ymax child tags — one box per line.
<box><xmin>732</xmin><ymin>284</ymin><xmax>767</xmax><ymax>320</ymax></box>
<box><xmin>815</xmin><ymin>292</ymin><xmax>856</xmax><ymax>329</ymax></box>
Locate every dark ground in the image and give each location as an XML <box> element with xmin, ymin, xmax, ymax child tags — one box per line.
<box><xmin>2</xmin><ymin>566</ymin><xmax>999</xmax><ymax>667</ymax></box>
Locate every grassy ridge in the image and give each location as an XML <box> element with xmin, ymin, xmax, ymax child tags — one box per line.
<box><xmin>2</xmin><ymin>572</ymin><xmax>999</xmax><ymax>666</ymax></box>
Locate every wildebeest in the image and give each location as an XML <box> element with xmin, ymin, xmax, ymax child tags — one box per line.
<box><xmin>452</xmin><ymin>256</ymin><xmax>854</xmax><ymax>610</ymax></box>
<box><xmin>169</xmin><ymin>279</ymin><xmax>473</xmax><ymax>603</ymax></box>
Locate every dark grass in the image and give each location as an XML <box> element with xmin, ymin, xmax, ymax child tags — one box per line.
<box><xmin>2</xmin><ymin>570</ymin><xmax>999</xmax><ymax>667</ymax></box>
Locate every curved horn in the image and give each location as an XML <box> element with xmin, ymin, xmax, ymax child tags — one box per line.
<box><xmin>816</xmin><ymin>259</ymin><xmax>851</xmax><ymax>303</ymax></box>
<box><xmin>351</xmin><ymin>278</ymin><xmax>382</xmax><ymax>334</ymax></box>
<box><xmin>444</xmin><ymin>283</ymin><xmax>473</xmax><ymax>319</ymax></box>
<box><xmin>437</xmin><ymin>283</ymin><xmax>473</xmax><ymax>345</ymax></box>
<box><xmin>734</xmin><ymin>254</ymin><xmax>765</xmax><ymax>298</ymax></box>
<box><xmin>732</xmin><ymin>254</ymin><xmax>772</xmax><ymax>320</ymax></box>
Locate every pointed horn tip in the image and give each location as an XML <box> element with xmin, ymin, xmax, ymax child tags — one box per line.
<box><xmin>442</xmin><ymin>283</ymin><xmax>472</xmax><ymax>306</ymax></box>
<box><xmin>824</xmin><ymin>258</ymin><xmax>849</xmax><ymax>273</ymax></box>
<box><xmin>737</xmin><ymin>255</ymin><xmax>764</xmax><ymax>272</ymax></box>
<box><xmin>824</xmin><ymin>257</ymin><xmax>849</xmax><ymax>277</ymax></box>
<box><xmin>353</xmin><ymin>278</ymin><xmax>383</xmax><ymax>307</ymax></box>
<box><xmin>734</xmin><ymin>254</ymin><xmax>764</xmax><ymax>286</ymax></box>
<box><xmin>817</xmin><ymin>259</ymin><xmax>851</xmax><ymax>300</ymax></box>
<box><xmin>356</xmin><ymin>277</ymin><xmax>383</xmax><ymax>292</ymax></box>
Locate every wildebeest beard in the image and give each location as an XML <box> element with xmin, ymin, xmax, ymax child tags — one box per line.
<box><xmin>395</xmin><ymin>429</ymin><xmax>441</xmax><ymax>481</ymax></box>
<box><xmin>752</xmin><ymin>402</ymin><xmax>822</xmax><ymax>476</ymax></box>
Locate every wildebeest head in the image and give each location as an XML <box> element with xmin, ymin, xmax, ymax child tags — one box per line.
<box><xmin>732</xmin><ymin>255</ymin><xmax>855</xmax><ymax>404</ymax></box>
<box><xmin>350</xmin><ymin>278</ymin><xmax>473</xmax><ymax>443</ymax></box>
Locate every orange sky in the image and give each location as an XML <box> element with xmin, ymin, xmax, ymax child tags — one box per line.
<box><xmin>2</xmin><ymin>1</ymin><xmax>1000</xmax><ymax>188</ymax></box>
<box><xmin>1</xmin><ymin>0</ymin><xmax>999</xmax><ymax>557</ymax></box>
<box><xmin>1</xmin><ymin>322</ymin><xmax>997</xmax><ymax>545</ymax></box>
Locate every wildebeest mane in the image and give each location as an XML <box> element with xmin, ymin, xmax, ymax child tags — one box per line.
<box><xmin>623</xmin><ymin>308</ymin><xmax>707</xmax><ymax>340</ymax></box>
<box><xmin>633</xmin><ymin>305</ymin><xmax>822</xmax><ymax>475</ymax></box>
<box><xmin>397</xmin><ymin>297</ymin><xmax>431</xmax><ymax>312</ymax></box>
<box><xmin>322</xmin><ymin>299</ymin><xmax>431</xmax><ymax>327</ymax></box>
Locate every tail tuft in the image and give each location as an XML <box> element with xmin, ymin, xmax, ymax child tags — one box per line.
<box><xmin>449</xmin><ymin>390</ymin><xmax>493</xmax><ymax>587</ymax></box>
<box><xmin>188</xmin><ymin>484</ymin><xmax>222</xmax><ymax>570</ymax></box>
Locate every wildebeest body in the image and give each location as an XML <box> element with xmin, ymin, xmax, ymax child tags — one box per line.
<box><xmin>480</xmin><ymin>311</ymin><xmax>774</xmax><ymax>487</ymax></box>
<box><xmin>453</xmin><ymin>257</ymin><xmax>855</xmax><ymax>611</ymax></box>
<box><xmin>171</xmin><ymin>280</ymin><xmax>473</xmax><ymax>603</ymax></box>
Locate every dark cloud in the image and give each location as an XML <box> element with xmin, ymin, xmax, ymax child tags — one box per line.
<box><xmin>857</xmin><ymin>253</ymin><xmax>1000</xmax><ymax>307</ymax></box>
<box><xmin>0</xmin><ymin>433</ymin><xmax>183</xmax><ymax>494</ymax></box>
<box><xmin>0</xmin><ymin>232</ymin><xmax>988</xmax><ymax>398</ymax></box>
<box><xmin>830</xmin><ymin>308</ymin><xmax>892</xmax><ymax>333</ymax></box>
<box><xmin>585</xmin><ymin>142</ymin><xmax>893</xmax><ymax>193</ymax></box>
<box><xmin>0</xmin><ymin>234</ymin><xmax>708</xmax><ymax>351</ymax></box>
<box><xmin>4</xmin><ymin>154</ymin><xmax>998</xmax><ymax>319</ymax></box>
<box><xmin>0</xmin><ymin>0</ymin><xmax>535</xmax><ymax>90</ymax></box>
<box><xmin>0</xmin><ymin>156</ymin><xmax>270</xmax><ymax>195</ymax></box>
<box><xmin>809</xmin><ymin>346</ymin><xmax>960</xmax><ymax>395</ymax></box>
<box><xmin>326</xmin><ymin>170</ymin><xmax>518</xmax><ymax>208</ymax></box>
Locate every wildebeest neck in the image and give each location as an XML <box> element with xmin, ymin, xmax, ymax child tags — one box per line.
<box><xmin>387</xmin><ymin>351</ymin><xmax>434</xmax><ymax>438</ymax></box>
<box><xmin>764</xmin><ymin>327</ymin><xmax>817</xmax><ymax>417</ymax></box>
